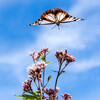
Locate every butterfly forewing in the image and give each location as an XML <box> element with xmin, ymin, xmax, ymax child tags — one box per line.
<box><xmin>61</xmin><ymin>16</ymin><xmax>84</xmax><ymax>23</ymax></box>
<box><xmin>28</xmin><ymin>9</ymin><xmax>55</xmax><ymax>26</ymax></box>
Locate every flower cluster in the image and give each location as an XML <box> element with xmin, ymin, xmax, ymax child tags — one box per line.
<box><xmin>16</xmin><ymin>48</ymin><xmax>74</xmax><ymax>100</ymax></box>
<box><xmin>54</xmin><ymin>49</ymin><xmax>75</xmax><ymax>93</ymax></box>
<box><xmin>44</xmin><ymin>88</ymin><xmax>57</xmax><ymax>97</ymax></box>
<box><xmin>22</xmin><ymin>79</ymin><xmax>33</xmax><ymax>93</ymax></box>
<box><xmin>29</xmin><ymin>48</ymin><xmax>49</xmax><ymax>61</ymax></box>
<box><xmin>55</xmin><ymin>49</ymin><xmax>75</xmax><ymax>63</ymax></box>
<box><xmin>28</xmin><ymin>48</ymin><xmax>49</xmax><ymax>81</ymax></box>
<box><xmin>61</xmin><ymin>93</ymin><xmax>72</xmax><ymax>100</ymax></box>
<box><xmin>41</xmin><ymin>48</ymin><xmax>49</xmax><ymax>54</ymax></box>
<box><xmin>27</xmin><ymin>62</ymin><xmax>47</xmax><ymax>80</ymax></box>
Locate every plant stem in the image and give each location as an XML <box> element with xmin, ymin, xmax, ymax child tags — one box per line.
<box><xmin>34</xmin><ymin>80</ymin><xmax>38</xmax><ymax>89</ymax></box>
<box><xmin>43</xmin><ymin>68</ymin><xmax>45</xmax><ymax>87</ymax></box>
<box><xmin>42</xmin><ymin>53</ymin><xmax>46</xmax><ymax>97</ymax></box>
<box><xmin>42</xmin><ymin>68</ymin><xmax>45</xmax><ymax>99</ymax></box>
<box><xmin>60</xmin><ymin>62</ymin><xmax>69</xmax><ymax>74</ymax></box>
<box><xmin>54</xmin><ymin>62</ymin><xmax>69</xmax><ymax>90</ymax></box>
<box><xmin>54</xmin><ymin>63</ymin><xmax>62</xmax><ymax>90</ymax></box>
<box><xmin>43</xmin><ymin>53</ymin><xmax>46</xmax><ymax>87</ymax></box>
<box><xmin>54</xmin><ymin>72</ymin><xmax>60</xmax><ymax>90</ymax></box>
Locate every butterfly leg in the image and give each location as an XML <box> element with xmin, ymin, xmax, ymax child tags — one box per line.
<box><xmin>51</xmin><ymin>25</ymin><xmax>56</xmax><ymax>30</ymax></box>
<box><xmin>58</xmin><ymin>26</ymin><xmax>60</xmax><ymax>30</ymax></box>
<box><xmin>60</xmin><ymin>24</ymin><xmax>63</xmax><ymax>27</ymax></box>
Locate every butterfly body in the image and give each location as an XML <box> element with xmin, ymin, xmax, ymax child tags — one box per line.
<box><xmin>28</xmin><ymin>8</ymin><xmax>84</xmax><ymax>26</ymax></box>
<box><xmin>55</xmin><ymin>17</ymin><xmax>60</xmax><ymax>26</ymax></box>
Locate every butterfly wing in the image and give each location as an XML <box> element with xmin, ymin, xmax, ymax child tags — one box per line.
<box><xmin>28</xmin><ymin>9</ymin><xmax>55</xmax><ymax>26</ymax></box>
<box><xmin>54</xmin><ymin>8</ymin><xmax>84</xmax><ymax>23</ymax></box>
<box><xmin>60</xmin><ymin>15</ymin><xmax>84</xmax><ymax>23</ymax></box>
<box><xmin>54</xmin><ymin>8</ymin><xmax>70</xmax><ymax>22</ymax></box>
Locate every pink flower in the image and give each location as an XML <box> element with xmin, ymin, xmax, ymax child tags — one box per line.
<box><xmin>27</xmin><ymin>62</ymin><xmax>47</xmax><ymax>80</ymax></box>
<box><xmin>55</xmin><ymin>49</ymin><xmax>75</xmax><ymax>63</ymax></box>
<box><xmin>44</xmin><ymin>88</ymin><xmax>57</xmax><ymax>97</ymax></box>
<box><xmin>29</xmin><ymin>48</ymin><xmax>49</xmax><ymax>61</ymax></box>
<box><xmin>37</xmin><ymin>62</ymin><xmax>47</xmax><ymax>69</ymax></box>
<box><xmin>22</xmin><ymin>79</ymin><xmax>33</xmax><ymax>92</ymax></box>
<box><xmin>29</xmin><ymin>51</ymin><xmax>35</xmax><ymax>60</ymax></box>
<box><xmin>55</xmin><ymin>87</ymin><xmax>59</xmax><ymax>93</ymax></box>
<box><xmin>29</xmin><ymin>51</ymin><xmax>42</xmax><ymax>61</ymax></box>
<box><xmin>29</xmin><ymin>51</ymin><xmax>35</xmax><ymax>56</ymax></box>
<box><xmin>65</xmin><ymin>54</ymin><xmax>75</xmax><ymax>63</ymax></box>
<box><xmin>61</xmin><ymin>93</ymin><xmax>72</xmax><ymax>100</ymax></box>
<box><xmin>41</xmin><ymin>48</ymin><xmax>49</xmax><ymax>53</ymax></box>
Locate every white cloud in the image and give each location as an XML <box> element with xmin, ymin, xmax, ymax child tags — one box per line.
<box><xmin>0</xmin><ymin>25</ymin><xmax>85</xmax><ymax>65</ymax></box>
<box><xmin>33</xmin><ymin>26</ymin><xmax>85</xmax><ymax>50</ymax></box>
<box><xmin>70</xmin><ymin>52</ymin><xmax>100</xmax><ymax>72</ymax></box>
<box><xmin>0</xmin><ymin>50</ymin><xmax>28</xmax><ymax>65</ymax></box>
<box><xmin>70</xmin><ymin>0</ymin><xmax>100</xmax><ymax>16</ymax></box>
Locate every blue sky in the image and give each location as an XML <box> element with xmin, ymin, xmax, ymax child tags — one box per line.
<box><xmin>0</xmin><ymin>0</ymin><xmax>100</xmax><ymax>100</ymax></box>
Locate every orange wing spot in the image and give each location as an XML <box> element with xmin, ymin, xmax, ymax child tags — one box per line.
<box><xmin>41</xmin><ymin>9</ymin><xmax>54</xmax><ymax>17</ymax></box>
<box><xmin>40</xmin><ymin>9</ymin><xmax>55</xmax><ymax>23</ymax></box>
<box><xmin>44</xmin><ymin>9</ymin><xmax>54</xmax><ymax>15</ymax></box>
<box><xmin>54</xmin><ymin>8</ymin><xmax>64</xmax><ymax>12</ymax></box>
<box><xmin>54</xmin><ymin>8</ymin><xmax>69</xmax><ymax>16</ymax></box>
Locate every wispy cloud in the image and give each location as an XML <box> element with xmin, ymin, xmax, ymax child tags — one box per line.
<box><xmin>33</xmin><ymin>26</ymin><xmax>85</xmax><ymax>50</ymax></box>
<box><xmin>0</xmin><ymin>49</ymin><xmax>28</xmax><ymax>65</ymax></box>
<box><xmin>70</xmin><ymin>0</ymin><xmax>100</xmax><ymax>16</ymax></box>
<box><xmin>70</xmin><ymin>52</ymin><xmax>100</xmax><ymax>72</ymax></box>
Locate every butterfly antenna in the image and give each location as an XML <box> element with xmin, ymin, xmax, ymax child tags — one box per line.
<box><xmin>58</xmin><ymin>26</ymin><xmax>60</xmax><ymax>30</ymax></box>
<box><xmin>51</xmin><ymin>25</ymin><xmax>56</xmax><ymax>30</ymax></box>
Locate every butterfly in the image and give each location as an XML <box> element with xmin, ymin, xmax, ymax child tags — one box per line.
<box><xmin>27</xmin><ymin>8</ymin><xmax>84</xmax><ymax>27</ymax></box>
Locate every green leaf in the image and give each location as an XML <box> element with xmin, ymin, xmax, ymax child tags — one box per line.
<box><xmin>44</xmin><ymin>75</ymin><xmax>52</xmax><ymax>88</ymax></box>
<box><xmin>14</xmin><ymin>94</ymin><xmax>35</xmax><ymax>98</ymax></box>
<box><xmin>48</xmin><ymin>75</ymin><xmax>52</xmax><ymax>82</ymax></box>
<box><xmin>40</xmin><ymin>55</ymin><xmax>45</xmax><ymax>61</ymax></box>
<box><xmin>29</xmin><ymin>92</ymin><xmax>37</xmax><ymax>96</ymax></box>
<box><xmin>46</xmin><ymin>51</ymin><xmax>50</xmax><ymax>56</ymax></box>
<box><xmin>33</xmin><ymin>91</ymin><xmax>40</xmax><ymax>95</ymax></box>
<box><xmin>46</xmin><ymin>62</ymin><xmax>51</xmax><ymax>64</ymax></box>
<box><xmin>14</xmin><ymin>94</ymin><xmax>42</xmax><ymax>100</ymax></box>
<box><xmin>60</xmin><ymin>71</ymin><xmax>66</xmax><ymax>74</ymax></box>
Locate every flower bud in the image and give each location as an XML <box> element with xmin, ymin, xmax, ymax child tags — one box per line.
<box><xmin>22</xmin><ymin>79</ymin><xmax>33</xmax><ymax>92</ymax></box>
<box><xmin>44</xmin><ymin>88</ymin><xmax>57</xmax><ymax>97</ymax></box>
<box><xmin>61</xmin><ymin>93</ymin><xmax>72</xmax><ymax>100</ymax></box>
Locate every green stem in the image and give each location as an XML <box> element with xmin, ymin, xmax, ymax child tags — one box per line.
<box><xmin>60</xmin><ymin>62</ymin><xmax>69</xmax><ymax>74</ymax></box>
<box><xmin>34</xmin><ymin>80</ymin><xmax>38</xmax><ymax>89</ymax></box>
<box><xmin>42</xmin><ymin>53</ymin><xmax>46</xmax><ymax>97</ymax></box>
<box><xmin>43</xmin><ymin>68</ymin><xmax>45</xmax><ymax>87</ymax></box>
<box><xmin>54</xmin><ymin>63</ymin><xmax>62</xmax><ymax>90</ymax></box>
